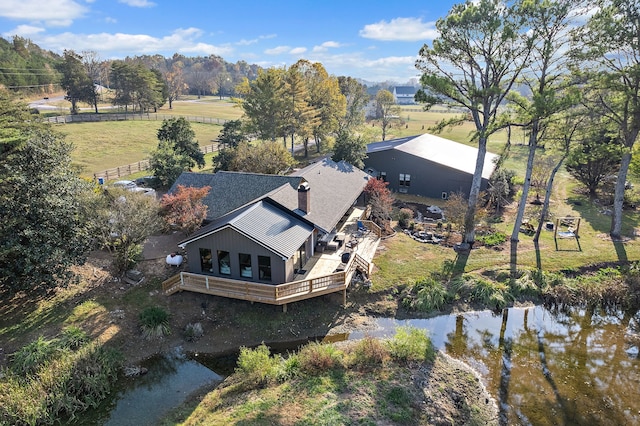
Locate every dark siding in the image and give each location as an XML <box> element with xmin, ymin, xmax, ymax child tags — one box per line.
<box><xmin>364</xmin><ymin>150</ymin><xmax>489</xmax><ymax>199</ymax></box>
<box><xmin>185</xmin><ymin>227</ymin><xmax>288</xmax><ymax>284</ymax></box>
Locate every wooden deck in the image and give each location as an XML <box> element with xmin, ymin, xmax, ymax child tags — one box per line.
<box><xmin>162</xmin><ymin>252</ymin><xmax>372</xmax><ymax>310</ymax></box>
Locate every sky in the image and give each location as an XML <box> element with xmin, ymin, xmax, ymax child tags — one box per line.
<box><xmin>0</xmin><ymin>0</ymin><xmax>459</xmax><ymax>83</ymax></box>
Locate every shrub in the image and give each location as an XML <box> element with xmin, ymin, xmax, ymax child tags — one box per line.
<box><xmin>60</xmin><ymin>326</ymin><xmax>89</xmax><ymax>351</ymax></box>
<box><xmin>450</xmin><ymin>275</ymin><xmax>511</xmax><ymax>310</ymax></box>
<box><xmin>236</xmin><ymin>343</ymin><xmax>279</xmax><ymax>385</ymax></box>
<box><xmin>184</xmin><ymin>322</ymin><xmax>204</xmax><ymax>342</ymax></box>
<box><xmin>10</xmin><ymin>336</ymin><xmax>58</xmax><ymax>376</ymax></box>
<box><xmin>397</xmin><ymin>208</ymin><xmax>414</xmax><ymax>228</ymax></box>
<box><xmin>411</xmin><ymin>277</ymin><xmax>449</xmax><ymax>312</ymax></box>
<box><xmin>387</xmin><ymin>326</ymin><xmax>435</xmax><ymax>363</ymax></box>
<box><xmin>350</xmin><ymin>336</ymin><xmax>390</xmax><ymax>369</ymax></box>
<box><xmin>476</xmin><ymin>231</ymin><xmax>507</xmax><ymax>247</ymax></box>
<box><xmin>1</xmin><ymin>337</ymin><xmax>121</xmax><ymax>425</ymax></box>
<box><xmin>139</xmin><ymin>306</ymin><xmax>170</xmax><ymax>339</ymax></box>
<box><xmin>298</xmin><ymin>342</ymin><xmax>344</xmax><ymax>375</ymax></box>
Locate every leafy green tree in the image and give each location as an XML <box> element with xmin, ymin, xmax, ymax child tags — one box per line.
<box><xmin>218</xmin><ymin>119</ymin><xmax>247</xmax><ymax>148</ymax></box>
<box><xmin>331</xmin><ymin>130</ymin><xmax>368</xmax><ymax>169</ymax></box>
<box><xmin>157</xmin><ymin>117</ymin><xmax>204</xmax><ymax>168</ymax></box>
<box><xmin>57</xmin><ymin>50</ymin><xmax>96</xmax><ymax>114</ymax></box>
<box><xmin>374</xmin><ymin>89</ymin><xmax>401</xmax><ymax>141</ymax></box>
<box><xmin>237</xmin><ymin>68</ymin><xmax>286</xmax><ymax>141</ymax></box>
<box><xmin>0</xmin><ymin>97</ymin><xmax>93</xmax><ymax>293</ymax></box>
<box><xmin>0</xmin><ymin>90</ymin><xmax>40</xmax><ymax>156</ymax></box>
<box><xmin>565</xmin><ymin>127</ymin><xmax>622</xmax><ymax>196</ymax></box>
<box><xmin>149</xmin><ymin>140</ymin><xmax>194</xmax><ymax>187</ymax></box>
<box><xmin>416</xmin><ymin>0</ymin><xmax>530</xmax><ymax>245</ymax></box>
<box><xmin>572</xmin><ymin>0</ymin><xmax>640</xmax><ymax>239</ymax></box>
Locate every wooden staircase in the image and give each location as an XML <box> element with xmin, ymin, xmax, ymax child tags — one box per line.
<box><xmin>162</xmin><ymin>274</ymin><xmax>182</xmax><ymax>295</ymax></box>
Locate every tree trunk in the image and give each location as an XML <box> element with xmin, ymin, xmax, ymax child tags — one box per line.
<box><xmin>610</xmin><ymin>150</ymin><xmax>632</xmax><ymax>239</ymax></box>
<box><xmin>463</xmin><ymin>136</ymin><xmax>488</xmax><ymax>245</ymax></box>
<box><xmin>533</xmin><ymin>153</ymin><xmax>568</xmax><ymax>242</ymax></box>
<box><xmin>290</xmin><ymin>133</ymin><xmax>295</xmax><ymax>155</ymax></box>
<box><xmin>510</xmin><ymin>121</ymin><xmax>539</xmax><ymax>277</ymax></box>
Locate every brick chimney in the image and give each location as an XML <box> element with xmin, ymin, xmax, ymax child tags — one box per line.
<box><xmin>297</xmin><ymin>181</ymin><xmax>310</xmax><ymax>213</ymax></box>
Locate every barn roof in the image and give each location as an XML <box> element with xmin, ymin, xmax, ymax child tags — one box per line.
<box><xmin>367</xmin><ymin>133</ymin><xmax>499</xmax><ymax>179</ymax></box>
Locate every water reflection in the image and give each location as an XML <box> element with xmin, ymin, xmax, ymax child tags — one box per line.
<box><xmin>367</xmin><ymin>306</ymin><xmax>640</xmax><ymax>426</ymax></box>
<box><xmin>81</xmin><ymin>348</ymin><xmax>222</xmax><ymax>426</ymax></box>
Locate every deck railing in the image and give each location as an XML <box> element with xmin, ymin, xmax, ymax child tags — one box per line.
<box><xmin>162</xmin><ymin>252</ymin><xmax>371</xmax><ymax>306</ymax></box>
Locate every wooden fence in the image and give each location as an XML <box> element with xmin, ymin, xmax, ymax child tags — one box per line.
<box><xmin>45</xmin><ymin>113</ymin><xmax>229</xmax><ymax>125</ymax></box>
<box><xmin>93</xmin><ymin>142</ymin><xmax>219</xmax><ymax>181</ymax></box>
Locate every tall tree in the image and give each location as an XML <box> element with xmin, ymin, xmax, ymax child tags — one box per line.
<box><xmin>237</xmin><ymin>68</ymin><xmax>286</xmax><ymax>141</ymax></box>
<box><xmin>573</xmin><ymin>0</ymin><xmax>640</xmax><ymax>239</ymax></box>
<box><xmin>0</xmin><ymin>96</ymin><xmax>93</xmax><ymax>293</ymax></box>
<box><xmin>164</xmin><ymin>61</ymin><xmax>188</xmax><ymax>109</ymax></box>
<box><xmin>416</xmin><ymin>0</ymin><xmax>530</xmax><ymax>246</ymax></box>
<box><xmin>80</xmin><ymin>50</ymin><xmax>104</xmax><ymax>112</ymax></box>
<box><xmin>337</xmin><ymin>76</ymin><xmax>369</xmax><ymax>132</ymax></box>
<box><xmin>57</xmin><ymin>50</ymin><xmax>95</xmax><ymax>114</ymax></box>
<box><xmin>294</xmin><ymin>60</ymin><xmax>345</xmax><ymax>153</ymax></box>
<box><xmin>284</xmin><ymin>65</ymin><xmax>317</xmax><ymax>156</ymax></box>
<box><xmin>507</xmin><ymin>0</ymin><xmax>580</xmax><ymax>269</ymax></box>
<box><xmin>374</xmin><ymin>89</ymin><xmax>401</xmax><ymax>141</ymax></box>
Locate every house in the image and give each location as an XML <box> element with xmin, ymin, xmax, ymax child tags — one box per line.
<box><xmin>392</xmin><ymin>86</ymin><xmax>417</xmax><ymax>104</ymax></box>
<box><xmin>363</xmin><ymin>133</ymin><xmax>500</xmax><ymax>200</ymax></box>
<box><xmin>167</xmin><ymin>159</ymin><xmax>372</xmax><ymax>288</ymax></box>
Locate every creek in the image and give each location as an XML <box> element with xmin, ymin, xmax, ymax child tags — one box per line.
<box><xmin>85</xmin><ymin>305</ymin><xmax>640</xmax><ymax>425</ymax></box>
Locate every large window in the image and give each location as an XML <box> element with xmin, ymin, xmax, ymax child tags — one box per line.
<box><xmin>199</xmin><ymin>248</ymin><xmax>212</xmax><ymax>272</ymax></box>
<box><xmin>239</xmin><ymin>253</ymin><xmax>252</xmax><ymax>278</ymax></box>
<box><xmin>217</xmin><ymin>250</ymin><xmax>230</xmax><ymax>275</ymax></box>
<box><xmin>258</xmin><ymin>256</ymin><xmax>271</xmax><ymax>281</ymax></box>
<box><xmin>399</xmin><ymin>173</ymin><xmax>411</xmax><ymax>187</ymax></box>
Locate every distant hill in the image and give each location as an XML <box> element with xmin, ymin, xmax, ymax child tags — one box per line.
<box><xmin>0</xmin><ymin>36</ymin><xmax>62</xmax><ymax>94</ymax></box>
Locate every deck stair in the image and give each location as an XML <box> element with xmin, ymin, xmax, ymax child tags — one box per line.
<box><xmin>162</xmin><ymin>274</ymin><xmax>182</xmax><ymax>295</ymax></box>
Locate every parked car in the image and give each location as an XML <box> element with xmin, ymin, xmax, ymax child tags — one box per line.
<box><xmin>112</xmin><ymin>180</ymin><xmax>137</xmax><ymax>190</ymax></box>
<box><xmin>134</xmin><ymin>176</ymin><xmax>160</xmax><ymax>188</ymax></box>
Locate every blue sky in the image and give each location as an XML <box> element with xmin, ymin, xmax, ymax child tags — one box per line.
<box><xmin>0</xmin><ymin>0</ymin><xmax>458</xmax><ymax>83</ymax></box>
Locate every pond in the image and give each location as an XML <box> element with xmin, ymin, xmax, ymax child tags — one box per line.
<box><xmin>88</xmin><ymin>306</ymin><xmax>640</xmax><ymax>425</ymax></box>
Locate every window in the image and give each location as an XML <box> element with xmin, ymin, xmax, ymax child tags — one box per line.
<box><xmin>239</xmin><ymin>253</ymin><xmax>252</xmax><ymax>278</ymax></box>
<box><xmin>399</xmin><ymin>173</ymin><xmax>411</xmax><ymax>187</ymax></box>
<box><xmin>199</xmin><ymin>248</ymin><xmax>212</xmax><ymax>272</ymax></box>
<box><xmin>379</xmin><ymin>171</ymin><xmax>387</xmax><ymax>182</ymax></box>
<box><xmin>258</xmin><ymin>256</ymin><xmax>271</xmax><ymax>281</ymax></box>
<box><xmin>217</xmin><ymin>250</ymin><xmax>230</xmax><ymax>275</ymax></box>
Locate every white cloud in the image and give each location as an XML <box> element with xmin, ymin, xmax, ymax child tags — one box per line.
<box><xmin>0</xmin><ymin>0</ymin><xmax>87</xmax><ymax>26</ymax></box>
<box><xmin>312</xmin><ymin>41</ymin><xmax>344</xmax><ymax>52</ymax></box>
<box><xmin>118</xmin><ymin>0</ymin><xmax>155</xmax><ymax>7</ymax></box>
<box><xmin>105</xmin><ymin>17</ymin><xmax>117</xmax><ymax>24</ymax></box>
<box><xmin>265</xmin><ymin>45</ymin><xmax>291</xmax><ymax>55</ymax></box>
<box><xmin>3</xmin><ymin>25</ymin><xmax>45</xmax><ymax>37</ymax></box>
<box><xmin>359</xmin><ymin>17</ymin><xmax>438</xmax><ymax>42</ymax></box>
<box><xmin>37</xmin><ymin>27</ymin><xmax>232</xmax><ymax>56</ymax></box>
<box><xmin>289</xmin><ymin>47</ymin><xmax>306</xmax><ymax>55</ymax></box>
<box><xmin>236</xmin><ymin>34</ymin><xmax>276</xmax><ymax>46</ymax></box>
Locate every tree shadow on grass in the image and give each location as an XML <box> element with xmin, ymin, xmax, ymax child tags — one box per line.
<box><xmin>612</xmin><ymin>239</ymin><xmax>628</xmax><ymax>262</ymax></box>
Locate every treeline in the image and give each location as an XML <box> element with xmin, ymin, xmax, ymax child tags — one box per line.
<box><xmin>0</xmin><ymin>36</ymin><xmax>60</xmax><ymax>93</ymax></box>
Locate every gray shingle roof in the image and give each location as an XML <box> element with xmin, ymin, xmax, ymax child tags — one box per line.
<box><xmin>171</xmin><ymin>158</ymin><xmax>369</xmax><ymax>236</ymax></box>
<box><xmin>367</xmin><ymin>133</ymin><xmax>499</xmax><ymax>179</ymax></box>
<box><xmin>180</xmin><ymin>200</ymin><xmax>313</xmax><ymax>259</ymax></box>
<box><xmin>169</xmin><ymin>171</ymin><xmax>301</xmax><ymax>221</ymax></box>
<box><xmin>268</xmin><ymin>158</ymin><xmax>370</xmax><ymax>233</ymax></box>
